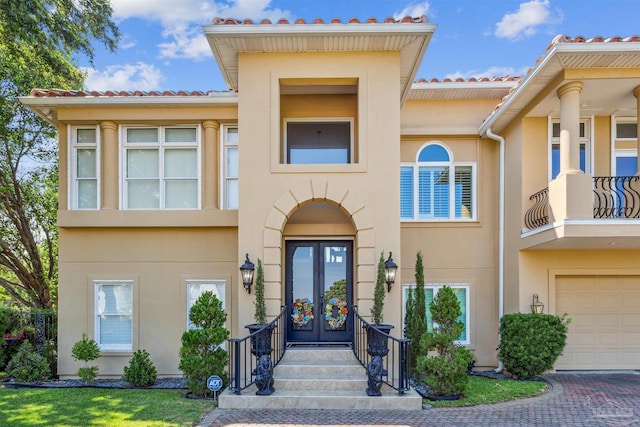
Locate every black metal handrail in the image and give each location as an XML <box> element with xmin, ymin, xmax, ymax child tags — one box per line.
<box><xmin>593</xmin><ymin>176</ymin><xmax>640</xmax><ymax>219</ymax></box>
<box><xmin>227</xmin><ymin>306</ymin><xmax>287</xmax><ymax>394</ymax></box>
<box><xmin>352</xmin><ymin>307</ymin><xmax>410</xmax><ymax>394</ymax></box>
<box><xmin>524</xmin><ymin>186</ymin><xmax>549</xmax><ymax>229</ymax></box>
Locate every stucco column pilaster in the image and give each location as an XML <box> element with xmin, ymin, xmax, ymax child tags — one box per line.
<box><xmin>202</xmin><ymin>120</ymin><xmax>220</xmax><ymax>209</ymax></box>
<box><xmin>634</xmin><ymin>86</ymin><xmax>640</xmax><ymax>174</ymax></box>
<box><xmin>100</xmin><ymin>121</ymin><xmax>119</xmax><ymax>209</ymax></box>
<box><xmin>556</xmin><ymin>81</ymin><xmax>583</xmax><ymax>175</ymax></box>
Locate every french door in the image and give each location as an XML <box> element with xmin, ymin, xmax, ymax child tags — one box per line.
<box><xmin>285</xmin><ymin>241</ymin><xmax>353</xmax><ymax>343</ymax></box>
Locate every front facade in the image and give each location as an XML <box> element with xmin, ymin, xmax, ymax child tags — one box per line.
<box><xmin>22</xmin><ymin>18</ymin><xmax>640</xmax><ymax>378</ymax></box>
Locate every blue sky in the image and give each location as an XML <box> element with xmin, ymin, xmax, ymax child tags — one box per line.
<box><xmin>82</xmin><ymin>0</ymin><xmax>640</xmax><ymax>92</ymax></box>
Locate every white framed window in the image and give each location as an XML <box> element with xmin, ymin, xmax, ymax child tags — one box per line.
<box><xmin>122</xmin><ymin>126</ymin><xmax>200</xmax><ymax>209</ymax></box>
<box><xmin>548</xmin><ymin>118</ymin><xmax>591</xmax><ymax>181</ymax></box>
<box><xmin>221</xmin><ymin>125</ymin><xmax>238</xmax><ymax>209</ymax></box>
<box><xmin>402</xmin><ymin>283</ymin><xmax>470</xmax><ymax>345</ymax></box>
<box><xmin>400</xmin><ymin>142</ymin><xmax>476</xmax><ymax>221</ymax></box>
<box><xmin>611</xmin><ymin>117</ymin><xmax>637</xmax><ymax>176</ymax></box>
<box><xmin>94</xmin><ymin>280</ymin><xmax>133</xmax><ymax>352</ymax></box>
<box><xmin>284</xmin><ymin>118</ymin><xmax>354</xmax><ymax>164</ymax></box>
<box><xmin>69</xmin><ymin>126</ymin><xmax>99</xmax><ymax>210</ymax></box>
<box><xmin>186</xmin><ymin>279</ymin><xmax>226</xmax><ymax>330</ymax></box>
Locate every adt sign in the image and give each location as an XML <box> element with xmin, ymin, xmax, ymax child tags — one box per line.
<box><xmin>207</xmin><ymin>375</ymin><xmax>223</xmax><ymax>392</ymax></box>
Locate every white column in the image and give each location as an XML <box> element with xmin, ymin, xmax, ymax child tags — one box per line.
<box><xmin>202</xmin><ymin>120</ymin><xmax>220</xmax><ymax>209</ymax></box>
<box><xmin>556</xmin><ymin>82</ymin><xmax>583</xmax><ymax>175</ymax></box>
<box><xmin>634</xmin><ymin>86</ymin><xmax>640</xmax><ymax>174</ymax></box>
<box><xmin>100</xmin><ymin>121</ymin><xmax>119</xmax><ymax>209</ymax></box>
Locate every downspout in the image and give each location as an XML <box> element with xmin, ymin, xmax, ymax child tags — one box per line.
<box><xmin>484</xmin><ymin>128</ymin><xmax>505</xmax><ymax>373</ymax></box>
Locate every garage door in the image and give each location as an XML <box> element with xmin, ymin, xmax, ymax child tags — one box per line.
<box><xmin>555</xmin><ymin>275</ymin><xmax>640</xmax><ymax>370</ymax></box>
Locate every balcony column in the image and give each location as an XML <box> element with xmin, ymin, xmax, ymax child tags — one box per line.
<box><xmin>634</xmin><ymin>85</ymin><xmax>640</xmax><ymax>174</ymax></box>
<box><xmin>557</xmin><ymin>81</ymin><xmax>583</xmax><ymax>175</ymax></box>
<box><xmin>100</xmin><ymin>121</ymin><xmax>119</xmax><ymax>209</ymax></box>
<box><xmin>202</xmin><ymin>120</ymin><xmax>220</xmax><ymax>209</ymax></box>
<box><xmin>548</xmin><ymin>81</ymin><xmax>592</xmax><ymax>221</ymax></box>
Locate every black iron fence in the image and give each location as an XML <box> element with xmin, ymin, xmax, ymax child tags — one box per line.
<box><xmin>593</xmin><ymin>176</ymin><xmax>640</xmax><ymax>219</ymax></box>
<box><xmin>352</xmin><ymin>307</ymin><xmax>410</xmax><ymax>394</ymax></box>
<box><xmin>1</xmin><ymin>308</ymin><xmax>56</xmax><ymax>357</ymax></box>
<box><xmin>524</xmin><ymin>186</ymin><xmax>550</xmax><ymax>230</ymax></box>
<box><xmin>227</xmin><ymin>306</ymin><xmax>287</xmax><ymax>394</ymax></box>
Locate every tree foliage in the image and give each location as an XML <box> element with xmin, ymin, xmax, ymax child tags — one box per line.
<box><xmin>370</xmin><ymin>251</ymin><xmax>386</xmax><ymax>325</ymax></box>
<box><xmin>0</xmin><ymin>1</ymin><xmax>120</xmax><ymax>308</ymax></box>
<box><xmin>404</xmin><ymin>251</ymin><xmax>427</xmax><ymax>372</ymax></box>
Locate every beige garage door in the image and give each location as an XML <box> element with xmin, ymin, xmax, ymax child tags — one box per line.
<box><xmin>555</xmin><ymin>275</ymin><xmax>640</xmax><ymax>370</ymax></box>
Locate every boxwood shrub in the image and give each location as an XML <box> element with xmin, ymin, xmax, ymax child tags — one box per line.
<box><xmin>499</xmin><ymin>313</ymin><xmax>570</xmax><ymax>379</ymax></box>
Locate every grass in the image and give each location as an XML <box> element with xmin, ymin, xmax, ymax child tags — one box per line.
<box><xmin>0</xmin><ymin>387</ymin><xmax>215</xmax><ymax>427</ymax></box>
<box><xmin>426</xmin><ymin>375</ymin><xmax>548</xmax><ymax>407</ymax></box>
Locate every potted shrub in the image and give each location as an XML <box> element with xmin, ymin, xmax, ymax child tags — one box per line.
<box><xmin>416</xmin><ymin>285</ymin><xmax>473</xmax><ymax>399</ymax></box>
<box><xmin>367</xmin><ymin>251</ymin><xmax>394</xmax><ymax>357</ymax></box>
<box><xmin>245</xmin><ymin>258</ymin><xmax>274</xmax><ymax>357</ymax></box>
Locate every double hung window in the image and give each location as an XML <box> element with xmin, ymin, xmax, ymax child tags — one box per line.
<box><xmin>613</xmin><ymin>118</ymin><xmax>638</xmax><ymax>176</ymax></box>
<box><xmin>222</xmin><ymin>126</ymin><xmax>238</xmax><ymax>209</ymax></box>
<box><xmin>123</xmin><ymin>126</ymin><xmax>199</xmax><ymax>209</ymax></box>
<box><xmin>549</xmin><ymin>119</ymin><xmax>590</xmax><ymax>180</ymax></box>
<box><xmin>402</xmin><ymin>284</ymin><xmax>470</xmax><ymax>344</ymax></box>
<box><xmin>69</xmin><ymin>126</ymin><xmax>99</xmax><ymax>210</ymax></box>
<box><xmin>401</xmin><ymin>143</ymin><xmax>475</xmax><ymax>221</ymax></box>
<box><xmin>94</xmin><ymin>280</ymin><xmax>133</xmax><ymax>352</ymax></box>
<box><xmin>186</xmin><ymin>280</ymin><xmax>226</xmax><ymax>330</ymax></box>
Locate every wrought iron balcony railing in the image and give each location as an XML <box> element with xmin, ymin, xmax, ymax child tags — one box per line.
<box><xmin>524</xmin><ymin>186</ymin><xmax>549</xmax><ymax>230</ymax></box>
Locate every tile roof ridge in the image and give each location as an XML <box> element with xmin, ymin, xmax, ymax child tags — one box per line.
<box><xmin>209</xmin><ymin>15</ymin><xmax>428</xmax><ymax>25</ymax></box>
<box><xmin>29</xmin><ymin>89</ymin><xmax>234</xmax><ymax>97</ymax></box>
<box><xmin>413</xmin><ymin>76</ymin><xmax>522</xmax><ymax>84</ymax></box>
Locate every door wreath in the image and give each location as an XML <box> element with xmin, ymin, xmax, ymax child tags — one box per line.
<box><xmin>325</xmin><ymin>298</ymin><xmax>348</xmax><ymax>329</ymax></box>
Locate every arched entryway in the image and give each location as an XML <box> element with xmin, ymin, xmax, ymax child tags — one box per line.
<box><xmin>283</xmin><ymin>201</ymin><xmax>355</xmax><ymax>344</ymax></box>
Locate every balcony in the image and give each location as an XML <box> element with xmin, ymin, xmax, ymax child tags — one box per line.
<box><xmin>522</xmin><ymin>175</ymin><xmax>640</xmax><ymax>249</ymax></box>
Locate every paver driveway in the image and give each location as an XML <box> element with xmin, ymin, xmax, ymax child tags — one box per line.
<box><xmin>199</xmin><ymin>373</ymin><xmax>640</xmax><ymax>427</ymax></box>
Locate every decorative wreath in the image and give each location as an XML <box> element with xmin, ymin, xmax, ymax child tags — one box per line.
<box><xmin>325</xmin><ymin>298</ymin><xmax>348</xmax><ymax>330</ymax></box>
<box><xmin>291</xmin><ymin>298</ymin><xmax>314</xmax><ymax>327</ymax></box>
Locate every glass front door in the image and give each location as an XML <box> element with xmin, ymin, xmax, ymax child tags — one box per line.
<box><xmin>285</xmin><ymin>241</ymin><xmax>353</xmax><ymax>343</ymax></box>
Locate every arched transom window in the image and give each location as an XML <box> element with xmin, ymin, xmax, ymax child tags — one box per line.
<box><xmin>400</xmin><ymin>142</ymin><xmax>475</xmax><ymax>221</ymax></box>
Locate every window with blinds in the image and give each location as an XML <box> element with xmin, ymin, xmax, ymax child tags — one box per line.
<box><xmin>403</xmin><ymin>284</ymin><xmax>469</xmax><ymax>344</ymax></box>
<box><xmin>400</xmin><ymin>143</ymin><xmax>475</xmax><ymax>221</ymax></box>
<box><xmin>95</xmin><ymin>281</ymin><xmax>133</xmax><ymax>352</ymax></box>
<box><xmin>70</xmin><ymin>126</ymin><xmax>99</xmax><ymax>210</ymax></box>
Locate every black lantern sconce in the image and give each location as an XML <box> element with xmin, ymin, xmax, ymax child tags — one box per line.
<box><xmin>384</xmin><ymin>252</ymin><xmax>398</xmax><ymax>293</ymax></box>
<box><xmin>531</xmin><ymin>294</ymin><xmax>544</xmax><ymax>314</ymax></box>
<box><xmin>239</xmin><ymin>254</ymin><xmax>255</xmax><ymax>294</ymax></box>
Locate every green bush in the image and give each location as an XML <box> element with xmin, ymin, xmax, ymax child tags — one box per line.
<box><xmin>71</xmin><ymin>333</ymin><xmax>101</xmax><ymax>382</ymax></box>
<box><xmin>404</xmin><ymin>252</ymin><xmax>427</xmax><ymax>373</ymax></box>
<box><xmin>0</xmin><ymin>306</ymin><xmax>19</xmax><ymax>336</ymax></box>
<box><xmin>417</xmin><ymin>285</ymin><xmax>473</xmax><ymax>396</ymax></box>
<box><xmin>499</xmin><ymin>313</ymin><xmax>570</xmax><ymax>380</ymax></box>
<box><xmin>0</xmin><ymin>341</ymin><xmax>7</xmax><ymax>371</ymax></box>
<box><xmin>179</xmin><ymin>291</ymin><xmax>229</xmax><ymax>397</ymax></box>
<box><xmin>123</xmin><ymin>349</ymin><xmax>158</xmax><ymax>387</ymax></box>
<box><xmin>6</xmin><ymin>341</ymin><xmax>51</xmax><ymax>382</ymax></box>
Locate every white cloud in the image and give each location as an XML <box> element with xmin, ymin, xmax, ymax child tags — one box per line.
<box><xmin>444</xmin><ymin>66</ymin><xmax>529</xmax><ymax>80</ymax></box>
<box><xmin>495</xmin><ymin>0</ymin><xmax>558</xmax><ymax>40</ymax></box>
<box><xmin>394</xmin><ymin>1</ymin><xmax>431</xmax><ymax>20</ymax></box>
<box><xmin>83</xmin><ymin>63</ymin><xmax>165</xmax><ymax>91</ymax></box>
<box><xmin>110</xmin><ymin>0</ymin><xmax>293</xmax><ymax>61</ymax></box>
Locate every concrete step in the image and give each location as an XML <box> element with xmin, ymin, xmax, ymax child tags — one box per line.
<box><xmin>273</xmin><ymin>377</ymin><xmax>369</xmax><ymax>391</ymax></box>
<box><xmin>218</xmin><ymin>387</ymin><xmax>423</xmax><ymax>410</ymax></box>
<box><xmin>274</xmin><ymin>362</ymin><xmax>364</xmax><ymax>379</ymax></box>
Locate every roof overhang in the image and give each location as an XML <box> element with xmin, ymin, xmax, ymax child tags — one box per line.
<box><xmin>408</xmin><ymin>79</ymin><xmax>519</xmax><ymax>101</ymax></box>
<box><xmin>202</xmin><ymin>20</ymin><xmax>436</xmax><ymax>104</ymax></box>
<box><xmin>19</xmin><ymin>92</ymin><xmax>239</xmax><ymax>124</ymax></box>
<box><xmin>479</xmin><ymin>40</ymin><xmax>640</xmax><ymax>135</ymax></box>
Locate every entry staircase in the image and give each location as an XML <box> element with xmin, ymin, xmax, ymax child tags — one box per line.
<box><xmin>218</xmin><ymin>347</ymin><xmax>422</xmax><ymax>410</ymax></box>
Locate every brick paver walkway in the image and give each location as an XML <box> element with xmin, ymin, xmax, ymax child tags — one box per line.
<box><xmin>198</xmin><ymin>373</ymin><xmax>640</xmax><ymax>427</ymax></box>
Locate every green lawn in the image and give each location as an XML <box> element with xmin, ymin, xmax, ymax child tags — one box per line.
<box><xmin>0</xmin><ymin>387</ymin><xmax>215</xmax><ymax>427</ymax></box>
<box><xmin>427</xmin><ymin>375</ymin><xmax>548</xmax><ymax>407</ymax></box>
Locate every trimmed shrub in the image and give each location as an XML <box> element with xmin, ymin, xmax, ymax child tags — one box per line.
<box><xmin>6</xmin><ymin>341</ymin><xmax>50</xmax><ymax>382</ymax></box>
<box><xmin>123</xmin><ymin>349</ymin><xmax>158</xmax><ymax>387</ymax></box>
<box><xmin>179</xmin><ymin>291</ymin><xmax>229</xmax><ymax>397</ymax></box>
<box><xmin>417</xmin><ymin>285</ymin><xmax>473</xmax><ymax>396</ymax></box>
<box><xmin>499</xmin><ymin>313</ymin><xmax>570</xmax><ymax>379</ymax></box>
<box><xmin>71</xmin><ymin>333</ymin><xmax>101</xmax><ymax>382</ymax></box>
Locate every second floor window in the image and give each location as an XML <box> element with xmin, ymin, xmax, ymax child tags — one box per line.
<box><xmin>122</xmin><ymin>126</ymin><xmax>200</xmax><ymax>209</ymax></box>
<box><xmin>222</xmin><ymin>126</ymin><xmax>238</xmax><ymax>209</ymax></box>
<box><xmin>284</xmin><ymin>119</ymin><xmax>353</xmax><ymax>164</ymax></box>
<box><xmin>69</xmin><ymin>126</ymin><xmax>99</xmax><ymax>210</ymax></box>
<box><xmin>549</xmin><ymin>119</ymin><xmax>590</xmax><ymax>180</ymax></box>
<box><xmin>401</xmin><ymin>143</ymin><xmax>475</xmax><ymax>221</ymax></box>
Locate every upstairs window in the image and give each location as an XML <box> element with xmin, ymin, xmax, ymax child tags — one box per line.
<box><xmin>69</xmin><ymin>126</ymin><xmax>99</xmax><ymax>210</ymax></box>
<box><xmin>122</xmin><ymin>126</ymin><xmax>200</xmax><ymax>209</ymax></box>
<box><xmin>549</xmin><ymin>119</ymin><xmax>590</xmax><ymax>180</ymax></box>
<box><xmin>401</xmin><ymin>143</ymin><xmax>475</xmax><ymax>221</ymax></box>
<box><xmin>222</xmin><ymin>125</ymin><xmax>238</xmax><ymax>209</ymax></box>
<box><xmin>285</xmin><ymin>119</ymin><xmax>353</xmax><ymax>164</ymax></box>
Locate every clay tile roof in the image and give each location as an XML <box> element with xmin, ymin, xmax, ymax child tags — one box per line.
<box><xmin>312</xmin><ymin>18</ymin><xmax>324</xmax><ymax>24</ymax></box>
<box><xmin>208</xmin><ymin>15</ymin><xmax>430</xmax><ymax>26</ymax></box>
<box><xmin>330</xmin><ymin>18</ymin><xmax>341</xmax><ymax>24</ymax></box>
<box><xmin>348</xmin><ymin>18</ymin><xmax>360</xmax><ymax>24</ymax></box>
<box><xmin>294</xmin><ymin>18</ymin><xmax>306</xmax><ymax>24</ymax></box>
<box><xmin>28</xmin><ymin>88</ymin><xmax>232</xmax><ymax>98</ymax></box>
<box><xmin>277</xmin><ymin>18</ymin><xmax>289</xmax><ymax>24</ymax></box>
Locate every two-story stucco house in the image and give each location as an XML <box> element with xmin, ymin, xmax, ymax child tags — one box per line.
<box><xmin>21</xmin><ymin>16</ymin><xmax>640</xmax><ymax>386</ymax></box>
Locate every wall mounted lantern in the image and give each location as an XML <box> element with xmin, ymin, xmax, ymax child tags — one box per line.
<box><xmin>531</xmin><ymin>294</ymin><xmax>544</xmax><ymax>314</ymax></box>
<box><xmin>239</xmin><ymin>254</ymin><xmax>255</xmax><ymax>294</ymax></box>
<box><xmin>384</xmin><ymin>252</ymin><xmax>398</xmax><ymax>293</ymax></box>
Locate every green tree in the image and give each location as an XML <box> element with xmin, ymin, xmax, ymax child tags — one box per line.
<box><xmin>370</xmin><ymin>252</ymin><xmax>386</xmax><ymax>325</ymax></box>
<box><xmin>404</xmin><ymin>251</ymin><xmax>427</xmax><ymax>371</ymax></box>
<box><xmin>254</xmin><ymin>259</ymin><xmax>266</xmax><ymax>325</ymax></box>
<box><xmin>0</xmin><ymin>1</ymin><xmax>119</xmax><ymax>308</ymax></box>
